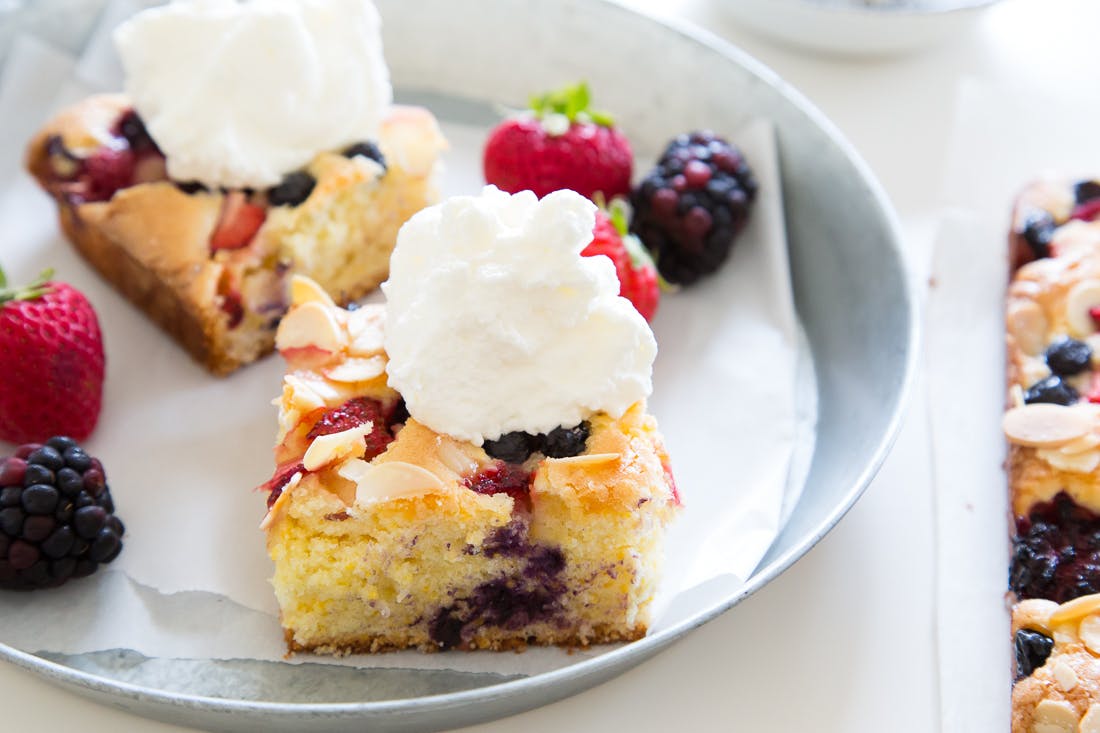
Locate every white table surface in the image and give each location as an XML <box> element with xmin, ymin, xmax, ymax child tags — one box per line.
<box><xmin>1</xmin><ymin>0</ymin><xmax>1088</xmax><ymax>730</ymax></box>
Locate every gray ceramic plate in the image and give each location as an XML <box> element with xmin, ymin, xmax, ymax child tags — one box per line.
<box><xmin>0</xmin><ymin>1</ymin><xmax>917</xmax><ymax>730</ymax></box>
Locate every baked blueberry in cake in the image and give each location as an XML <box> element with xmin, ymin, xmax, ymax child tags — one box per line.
<box><xmin>25</xmin><ymin>0</ymin><xmax>445</xmax><ymax>374</ymax></box>
<box><xmin>1005</xmin><ymin>177</ymin><xmax>1100</xmax><ymax>730</ymax></box>
<box><xmin>259</xmin><ymin>187</ymin><xmax>680</xmax><ymax>653</ymax></box>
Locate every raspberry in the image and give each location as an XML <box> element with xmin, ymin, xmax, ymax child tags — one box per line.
<box><xmin>0</xmin><ymin>436</ymin><xmax>123</xmax><ymax>590</ymax></box>
<box><xmin>307</xmin><ymin>397</ymin><xmax>400</xmax><ymax>461</ymax></box>
<box><xmin>631</xmin><ymin>131</ymin><xmax>757</xmax><ymax>285</ymax></box>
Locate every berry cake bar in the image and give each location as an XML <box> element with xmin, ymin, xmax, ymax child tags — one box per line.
<box><xmin>26</xmin><ymin>97</ymin><xmax>443</xmax><ymax>375</ymax></box>
<box><xmin>259</xmin><ymin>187</ymin><xmax>680</xmax><ymax>653</ymax></box>
<box><xmin>1003</xmin><ymin>178</ymin><xmax>1100</xmax><ymax>731</ymax></box>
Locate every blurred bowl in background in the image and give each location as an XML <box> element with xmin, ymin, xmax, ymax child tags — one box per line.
<box><xmin>721</xmin><ymin>0</ymin><xmax>1002</xmax><ymax>57</ymax></box>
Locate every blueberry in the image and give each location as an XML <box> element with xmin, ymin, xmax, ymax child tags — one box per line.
<box><xmin>1024</xmin><ymin>375</ymin><xmax>1079</xmax><ymax>406</ymax></box>
<box><xmin>483</xmin><ymin>432</ymin><xmax>536</xmax><ymax>464</ymax></box>
<box><xmin>1015</xmin><ymin>629</ymin><xmax>1054</xmax><ymax>679</ymax></box>
<box><xmin>268</xmin><ymin>171</ymin><xmax>316</xmax><ymax>207</ymax></box>
<box><xmin>542</xmin><ymin>422</ymin><xmax>591</xmax><ymax>458</ymax></box>
<box><xmin>343</xmin><ymin>141</ymin><xmax>387</xmax><ymax>170</ymax></box>
<box><xmin>1045</xmin><ymin>337</ymin><xmax>1093</xmax><ymax>376</ymax></box>
<box><xmin>176</xmin><ymin>180</ymin><xmax>208</xmax><ymax>195</ymax></box>
<box><xmin>1075</xmin><ymin>180</ymin><xmax>1100</xmax><ymax>205</ymax></box>
<box><xmin>1021</xmin><ymin>210</ymin><xmax>1055</xmax><ymax>260</ymax></box>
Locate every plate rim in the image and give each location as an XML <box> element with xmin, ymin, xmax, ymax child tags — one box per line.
<box><xmin>0</xmin><ymin>0</ymin><xmax>920</xmax><ymax>724</ymax></box>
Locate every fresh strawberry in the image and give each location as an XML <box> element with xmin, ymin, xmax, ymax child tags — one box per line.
<box><xmin>483</xmin><ymin>81</ymin><xmax>632</xmax><ymax>201</ymax></box>
<box><xmin>0</xmin><ymin>267</ymin><xmax>105</xmax><ymax>443</ymax></box>
<box><xmin>582</xmin><ymin>203</ymin><xmax>661</xmax><ymax>321</ymax></box>
<box><xmin>210</xmin><ymin>191</ymin><xmax>266</xmax><ymax>251</ymax></box>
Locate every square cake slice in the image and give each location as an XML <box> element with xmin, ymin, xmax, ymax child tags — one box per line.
<box><xmin>259</xmin><ymin>275</ymin><xmax>680</xmax><ymax>653</ymax></box>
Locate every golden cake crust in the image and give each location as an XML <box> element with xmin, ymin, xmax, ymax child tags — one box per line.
<box><xmin>27</xmin><ymin>94</ymin><xmax>445</xmax><ymax>374</ymax></box>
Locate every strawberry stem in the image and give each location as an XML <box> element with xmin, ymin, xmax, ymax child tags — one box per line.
<box><xmin>529</xmin><ymin>81</ymin><xmax>614</xmax><ymax>127</ymax></box>
<box><xmin>0</xmin><ymin>267</ymin><xmax>54</xmax><ymax>305</ymax></box>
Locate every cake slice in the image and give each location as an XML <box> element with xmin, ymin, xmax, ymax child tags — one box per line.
<box><xmin>1004</xmin><ymin>177</ymin><xmax>1100</xmax><ymax>730</ymax></box>
<box><xmin>26</xmin><ymin>97</ymin><xmax>444</xmax><ymax>375</ymax></box>
<box><xmin>25</xmin><ymin>0</ymin><xmax>446</xmax><ymax>375</ymax></box>
<box><xmin>260</xmin><ymin>187</ymin><xmax>680</xmax><ymax>653</ymax></box>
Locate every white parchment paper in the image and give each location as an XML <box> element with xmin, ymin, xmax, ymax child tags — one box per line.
<box><xmin>932</xmin><ymin>79</ymin><xmax>1100</xmax><ymax>732</ymax></box>
<box><xmin>0</xmin><ymin>3</ymin><xmax>814</xmax><ymax>676</ymax></box>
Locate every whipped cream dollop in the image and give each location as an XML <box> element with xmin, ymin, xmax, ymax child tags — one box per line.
<box><xmin>382</xmin><ymin>186</ymin><xmax>657</xmax><ymax>444</ymax></box>
<box><xmin>114</xmin><ymin>0</ymin><xmax>392</xmax><ymax>189</ymax></box>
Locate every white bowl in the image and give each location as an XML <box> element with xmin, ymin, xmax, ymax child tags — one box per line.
<box><xmin>722</xmin><ymin>0</ymin><xmax>1001</xmax><ymax>56</ymax></box>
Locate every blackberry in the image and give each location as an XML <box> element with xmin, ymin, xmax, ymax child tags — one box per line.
<box><xmin>483</xmin><ymin>432</ymin><xmax>536</xmax><ymax>464</ymax></box>
<box><xmin>343</xmin><ymin>141</ymin><xmax>387</xmax><ymax>171</ymax></box>
<box><xmin>1075</xmin><ymin>180</ymin><xmax>1100</xmax><ymax>205</ymax></box>
<box><xmin>1015</xmin><ymin>629</ymin><xmax>1054</xmax><ymax>679</ymax></box>
<box><xmin>1024</xmin><ymin>375</ymin><xmax>1079</xmax><ymax>406</ymax></box>
<box><xmin>1045</xmin><ymin>337</ymin><xmax>1093</xmax><ymax>376</ymax></box>
<box><xmin>0</xmin><ymin>437</ymin><xmax>123</xmax><ymax>590</ymax></box>
<box><xmin>1011</xmin><ymin>493</ymin><xmax>1100</xmax><ymax>603</ymax></box>
<box><xmin>631</xmin><ymin>131</ymin><xmax>757</xmax><ymax>285</ymax></box>
<box><xmin>542</xmin><ymin>422</ymin><xmax>590</xmax><ymax>458</ymax></box>
<box><xmin>267</xmin><ymin>171</ymin><xmax>316</xmax><ymax>207</ymax></box>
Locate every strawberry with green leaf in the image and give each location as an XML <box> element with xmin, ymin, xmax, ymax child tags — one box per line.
<box><xmin>0</xmin><ymin>267</ymin><xmax>105</xmax><ymax>443</ymax></box>
<box><xmin>582</xmin><ymin>202</ymin><xmax>661</xmax><ymax>322</ymax></box>
<box><xmin>483</xmin><ymin>81</ymin><xmax>633</xmax><ymax>202</ymax></box>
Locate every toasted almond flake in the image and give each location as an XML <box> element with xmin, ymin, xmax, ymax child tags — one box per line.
<box><xmin>289</xmin><ymin>274</ymin><xmax>336</xmax><ymax>309</ymax></box>
<box><xmin>303</xmin><ymin>424</ymin><xmax>371</xmax><ymax>471</ymax></box>
<box><xmin>322</xmin><ymin>356</ymin><xmax>387</xmax><ymax>384</ymax></box>
<box><xmin>276</xmin><ymin>301</ymin><xmax>345</xmax><ymax>353</ymax></box>
<box><xmin>1079</xmin><ymin>704</ymin><xmax>1100</xmax><ymax>733</ymax></box>
<box><xmin>1008</xmin><ymin>300</ymin><xmax>1049</xmax><ymax>356</ymax></box>
<box><xmin>1052</xmin><ymin>659</ymin><xmax>1079</xmax><ymax>691</ymax></box>
<box><xmin>1081</xmin><ymin>615</ymin><xmax>1100</xmax><ymax>655</ymax></box>
<box><xmin>353</xmin><ymin>461</ymin><xmax>446</xmax><ymax>506</ymax></box>
<box><xmin>1067</xmin><ymin>280</ymin><xmax>1100</xmax><ymax>338</ymax></box>
<box><xmin>545</xmin><ymin>452</ymin><xmax>622</xmax><ymax>466</ymax></box>
<box><xmin>1004</xmin><ymin>404</ymin><xmax>1092</xmax><ymax>448</ymax></box>
<box><xmin>1051</xmin><ymin>595</ymin><xmax>1100</xmax><ymax>626</ymax></box>
<box><xmin>1017</xmin><ymin>600</ymin><xmax>1060</xmax><ymax>634</ymax></box>
<box><xmin>435</xmin><ymin>439</ymin><xmax>480</xmax><ymax>476</ymax></box>
<box><xmin>1038</xmin><ymin>447</ymin><xmax>1100</xmax><ymax>474</ymax></box>
<box><xmin>347</xmin><ymin>306</ymin><xmax>386</xmax><ymax>357</ymax></box>
<box><xmin>258</xmin><ymin>472</ymin><xmax>301</xmax><ymax>531</ymax></box>
<box><xmin>283</xmin><ymin>375</ymin><xmax>327</xmax><ymax>413</ymax></box>
<box><xmin>1011</xmin><ymin>384</ymin><xmax>1026</xmax><ymax>408</ymax></box>
<box><xmin>1021</xmin><ymin>359</ymin><xmax>1053</xmax><ymax>388</ymax></box>
<box><xmin>1033</xmin><ymin>699</ymin><xmax>1079</xmax><ymax>732</ymax></box>
<box><xmin>1061</xmin><ymin>433</ymin><xmax>1100</xmax><ymax>454</ymax></box>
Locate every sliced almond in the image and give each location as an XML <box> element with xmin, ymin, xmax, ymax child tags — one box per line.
<box><xmin>1004</xmin><ymin>404</ymin><xmax>1092</xmax><ymax>448</ymax></box>
<box><xmin>347</xmin><ymin>306</ymin><xmax>387</xmax><ymax>357</ymax></box>
<box><xmin>1033</xmin><ymin>699</ymin><xmax>1079</xmax><ymax>732</ymax></box>
<box><xmin>1038</xmin><ymin>447</ymin><xmax>1100</xmax><ymax>474</ymax></box>
<box><xmin>1008</xmin><ymin>300</ymin><xmax>1049</xmax><ymax>356</ymax></box>
<box><xmin>545</xmin><ymin>452</ymin><xmax>621</xmax><ymax>467</ymax></box>
<box><xmin>1017</xmin><ymin>599</ymin><xmax>1060</xmax><ymax>634</ymax></box>
<box><xmin>435</xmin><ymin>439</ymin><xmax>480</xmax><ymax>477</ymax></box>
<box><xmin>1066</xmin><ymin>279</ymin><xmax>1100</xmax><ymax>338</ymax></box>
<box><xmin>1052</xmin><ymin>659</ymin><xmax>1079</xmax><ymax>692</ymax></box>
<box><xmin>322</xmin><ymin>356</ymin><xmax>387</xmax><ymax>384</ymax></box>
<box><xmin>258</xmin><ymin>472</ymin><xmax>301</xmax><ymax>531</ymax></box>
<box><xmin>1051</xmin><ymin>595</ymin><xmax>1100</xmax><ymax>627</ymax></box>
<box><xmin>276</xmin><ymin>301</ymin><xmax>346</xmax><ymax>354</ymax></box>
<box><xmin>289</xmin><ymin>274</ymin><xmax>336</xmax><ymax>308</ymax></box>
<box><xmin>1081</xmin><ymin>615</ymin><xmax>1100</xmax><ymax>655</ymax></box>
<box><xmin>1060</xmin><ymin>433</ymin><xmax>1100</xmax><ymax>454</ymax></box>
<box><xmin>1021</xmin><ymin>359</ymin><xmax>1053</xmax><ymax>388</ymax></box>
<box><xmin>352</xmin><ymin>461</ymin><xmax>446</xmax><ymax>506</ymax></box>
<box><xmin>303</xmin><ymin>424</ymin><xmax>371</xmax><ymax>471</ymax></box>
<box><xmin>283</xmin><ymin>374</ymin><xmax>327</xmax><ymax>413</ymax></box>
<box><xmin>1079</xmin><ymin>704</ymin><xmax>1100</xmax><ymax>733</ymax></box>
